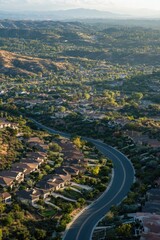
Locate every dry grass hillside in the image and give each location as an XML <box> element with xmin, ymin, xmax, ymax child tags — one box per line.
<box><xmin>0</xmin><ymin>50</ymin><xmax>72</xmax><ymax>77</ymax></box>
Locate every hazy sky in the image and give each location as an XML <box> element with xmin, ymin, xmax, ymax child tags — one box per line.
<box><xmin>0</xmin><ymin>0</ymin><xmax>160</xmax><ymax>12</ymax></box>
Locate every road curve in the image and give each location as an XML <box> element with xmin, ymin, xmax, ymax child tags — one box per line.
<box><xmin>30</xmin><ymin>119</ymin><xmax>135</xmax><ymax>240</ymax></box>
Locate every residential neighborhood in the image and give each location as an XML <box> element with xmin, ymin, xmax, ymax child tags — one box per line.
<box><xmin>0</xmin><ymin>15</ymin><xmax>160</xmax><ymax>240</ymax></box>
<box><xmin>0</xmin><ymin>115</ymin><xmax>114</xmax><ymax>240</ymax></box>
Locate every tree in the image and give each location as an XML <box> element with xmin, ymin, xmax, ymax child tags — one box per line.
<box><xmin>63</xmin><ymin>214</ymin><xmax>72</xmax><ymax>223</ymax></box>
<box><xmin>44</xmin><ymin>164</ymin><xmax>51</xmax><ymax>172</ymax></box>
<box><xmin>27</xmin><ymin>179</ymin><xmax>34</xmax><ymax>187</ymax></box>
<box><xmin>97</xmin><ymin>183</ymin><xmax>106</xmax><ymax>192</ymax></box>
<box><xmin>132</xmin><ymin>92</ymin><xmax>143</xmax><ymax>101</ymax></box>
<box><xmin>49</xmin><ymin>106</ymin><xmax>54</xmax><ymax>113</ymax></box>
<box><xmin>91</xmin><ymin>166</ymin><xmax>100</xmax><ymax>175</ymax></box>
<box><xmin>13</xmin><ymin>203</ymin><xmax>21</xmax><ymax>212</ymax></box>
<box><xmin>4</xmin><ymin>214</ymin><xmax>14</xmax><ymax>225</ymax></box>
<box><xmin>84</xmin><ymin>93</ymin><xmax>90</xmax><ymax>100</ymax></box>
<box><xmin>116</xmin><ymin>223</ymin><xmax>132</xmax><ymax>238</ymax></box>
<box><xmin>35</xmin><ymin>228</ymin><xmax>47</xmax><ymax>240</ymax></box>
<box><xmin>73</xmin><ymin>137</ymin><xmax>82</xmax><ymax>148</ymax></box>
<box><xmin>14</xmin><ymin>211</ymin><xmax>24</xmax><ymax>221</ymax></box>
<box><xmin>0</xmin><ymin>202</ymin><xmax>5</xmax><ymax>215</ymax></box>
<box><xmin>0</xmin><ymin>229</ymin><xmax>2</xmax><ymax>240</ymax></box>
<box><xmin>77</xmin><ymin>198</ymin><xmax>86</xmax><ymax>206</ymax></box>
<box><xmin>59</xmin><ymin>106</ymin><xmax>66</xmax><ymax>112</ymax></box>
<box><xmin>106</xmin><ymin>229</ymin><xmax>117</xmax><ymax>240</ymax></box>
<box><xmin>49</xmin><ymin>142</ymin><xmax>62</xmax><ymax>152</ymax></box>
<box><xmin>15</xmin><ymin>226</ymin><xmax>31</xmax><ymax>239</ymax></box>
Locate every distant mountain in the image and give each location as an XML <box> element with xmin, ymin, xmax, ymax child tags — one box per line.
<box><xmin>0</xmin><ymin>8</ymin><xmax>160</xmax><ymax>20</ymax></box>
<box><xmin>0</xmin><ymin>50</ymin><xmax>72</xmax><ymax>77</ymax></box>
<box><xmin>0</xmin><ymin>8</ymin><xmax>126</xmax><ymax>20</ymax></box>
<box><xmin>54</xmin><ymin>8</ymin><xmax>125</xmax><ymax>19</ymax></box>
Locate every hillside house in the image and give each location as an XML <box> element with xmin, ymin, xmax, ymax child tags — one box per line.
<box><xmin>16</xmin><ymin>189</ymin><xmax>41</xmax><ymax>205</ymax></box>
<box><xmin>0</xmin><ymin>176</ymin><xmax>14</xmax><ymax>188</ymax></box>
<box><xmin>0</xmin><ymin>170</ymin><xmax>24</xmax><ymax>186</ymax></box>
<box><xmin>0</xmin><ymin>118</ymin><xmax>18</xmax><ymax>129</ymax></box>
<box><xmin>0</xmin><ymin>192</ymin><xmax>11</xmax><ymax>204</ymax></box>
<box><xmin>37</xmin><ymin>173</ymin><xmax>71</xmax><ymax>192</ymax></box>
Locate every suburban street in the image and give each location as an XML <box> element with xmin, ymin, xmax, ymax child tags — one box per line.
<box><xmin>31</xmin><ymin>119</ymin><xmax>135</xmax><ymax>240</ymax></box>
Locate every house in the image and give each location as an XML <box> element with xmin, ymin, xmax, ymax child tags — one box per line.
<box><xmin>58</xmin><ymin>139</ymin><xmax>86</xmax><ymax>167</ymax></box>
<box><xmin>0</xmin><ymin>118</ymin><xmax>18</xmax><ymax>129</ymax></box>
<box><xmin>16</xmin><ymin>189</ymin><xmax>41</xmax><ymax>205</ymax></box>
<box><xmin>0</xmin><ymin>170</ymin><xmax>24</xmax><ymax>184</ymax></box>
<box><xmin>20</xmin><ymin>158</ymin><xmax>40</xmax><ymax>171</ymax></box>
<box><xmin>26</xmin><ymin>137</ymin><xmax>44</xmax><ymax>145</ymax></box>
<box><xmin>11</xmin><ymin>165</ymin><xmax>28</xmax><ymax>174</ymax></box>
<box><xmin>0</xmin><ymin>192</ymin><xmax>11</xmax><ymax>204</ymax></box>
<box><xmin>37</xmin><ymin>180</ymin><xmax>55</xmax><ymax>192</ymax></box>
<box><xmin>21</xmin><ymin>158</ymin><xmax>43</xmax><ymax>168</ymax></box>
<box><xmin>22</xmin><ymin>162</ymin><xmax>39</xmax><ymax>172</ymax></box>
<box><xmin>0</xmin><ymin>176</ymin><xmax>14</xmax><ymax>188</ymax></box>
<box><xmin>63</xmin><ymin>151</ymin><xmax>84</xmax><ymax>159</ymax></box>
<box><xmin>37</xmin><ymin>173</ymin><xmax>71</xmax><ymax>192</ymax></box>
<box><xmin>64</xmin><ymin>167</ymin><xmax>80</xmax><ymax>176</ymax></box>
<box><xmin>12</xmin><ymin>160</ymin><xmax>41</xmax><ymax>176</ymax></box>
<box><xmin>26</xmin><ymin>151</ymin><xmax>47</xmax><ymax>160</ymax></box>
<box><xmin>55</xmin><ymin>166</ymin><xmax>79</xmax><ymax>176</ymax></box>
<box><xmin>49</xmin><ymin>174</ymin><xmax>71</xmax><ymax>191</ymax></box>
<box><xmin>11</xmin><ymin>163</ymin><xmax>32</xmax><ymax>176</ymax></box>
<box><xmin>58</xmin><ymin>139</ymin><xmax>77</xmax><ymax>151</ymax></box>
<box><xmin>26</xmin><ymin>137</ymin><xmax>48</xmax><ymax>151</ymax></box>
<box><xmin>37</xmin><ymin>144</ymin><xmax>48</xmax><ymax>152</ymax></box>
<box><xmin>23</xmin><ymin>167</ymin><xmax>35</xmax><ymax>176</ymax></box>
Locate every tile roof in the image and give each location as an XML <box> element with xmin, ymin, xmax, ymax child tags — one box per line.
<box><xmin>0</xmin><ymin>176</ymin><xmax>13</xmax><ymax>186</ymax></box>
<box><xmin>0</xmin><ymin>192</ymin><xmax>11</xmax><ymax>199</ymax></box>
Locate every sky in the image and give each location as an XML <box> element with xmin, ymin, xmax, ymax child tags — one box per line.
<box><xmin>0</xmin><ymin>0</ymin><xmax>160</xmax><ymax>14</ymax></box>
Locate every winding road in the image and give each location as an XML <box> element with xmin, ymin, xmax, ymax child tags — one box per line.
<box><xmin>30</xmin><ymin>119</ymin><xmax>135</xmax><ymax>240</ymax></box>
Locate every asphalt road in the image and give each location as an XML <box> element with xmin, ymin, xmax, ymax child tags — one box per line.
<box><xmin>30</xmin><ymin>119</ymin><xmax>135</xmax><ymax>240</ymax></box>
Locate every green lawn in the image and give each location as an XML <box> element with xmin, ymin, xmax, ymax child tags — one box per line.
<box><xmin>40</xmin><ymin>209</ymin><xmax>57</xmax><ymax>217</ymax></box>
<box><xmin>59</xmin><ymin>188</ymin><xmax>82</xmax><ymax>200</ymax></box>
<box><xmin>71</xmin><ymin>185</ymin><xmax>83</xmax><ymax>191</ymax></box>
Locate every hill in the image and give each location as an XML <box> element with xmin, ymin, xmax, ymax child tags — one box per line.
<box><xmin>0</xmin><ymin>8</ymin><xmax>124</xmax><ymax>20</ymax></box>
<box><xmin>0</xmin><ymin>50</ymin><xmax>72</xmax><ymax>77</ymax></box>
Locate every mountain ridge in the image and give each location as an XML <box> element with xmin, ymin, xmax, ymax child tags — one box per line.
<box><xmin>0</xmin><ymin>8</ymin><xmax>126</xmax><ymax>20</ymax></box>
